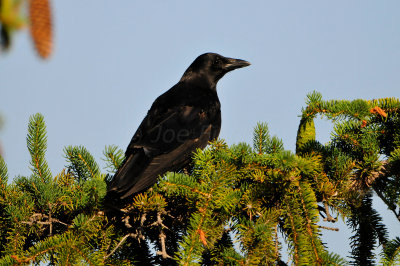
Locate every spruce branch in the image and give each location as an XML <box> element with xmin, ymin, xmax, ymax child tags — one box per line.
<box><xmin>27</xmin><ymin>113</ymin><xmax>52</xmax><ymax>182</ymax></box>
<box><xmin>2</xmin><ymin>100</ymin><xmax>399</xmax><ymax>264</ymax></box>
<box><xmin>0</xmin><ymin>154</ymin><xmax>8</xmax><ymax>184</ymax></box>
<box><xmin>6</xmin><ymin>231</ymin><xmax>104</xmax><ymax>265</ymax></box>
<box><xmin>296</xmin><ymin>117</ymin><xmax>316</xmax><ymax>154</ymax></box>
<box><xmin>20</xmin><ymin>212</ymin><xmax>69</xmax><ymax>232</ymax></box>
<box><xmin>64</xmin><ymin>145</ymin><xmax>100</xmax><ymax>182</ymax></box>
<box><xmin>380</xmin><ymin>237</ymin><xmax>400</xmax><ymax>265</ymax></box>
<box><xmin>374</xmin><ymin>186</ymin><xmax>400</xmax><ymax>222</ymax></box>
<box><xmin>371</xmin><ymin>160</ymin><xmax>400</xmax><ymax>221</ymax></box>
<box><xmin>297</xmin><ymin>183</ymin><xmax>323</xmax><ymax>264</ymax></box>
<box><xmin>103</xmin><ymin>145</ymin><xmax>125</xmax><ymax>173</ymax></box>
<box><xmin>253</xmin><ymin>122</ymin><xmax>270</xmax><ymax>154</ymax></box>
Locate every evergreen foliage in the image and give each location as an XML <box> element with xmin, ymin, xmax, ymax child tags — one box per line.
<box><xmin>0</xmin><ymin>92</ymin><xmax>399</xmax><ymax>265</ymax></box>
<box><xmin>380</xmin><ymin>237</ymin><xmax>400</xmax><ymax>266</ymax></box>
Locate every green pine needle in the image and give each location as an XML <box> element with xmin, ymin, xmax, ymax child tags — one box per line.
<box><xmin>26</xmin><ymin>113</ymin><xmax>52</xmax><ymax>182</ymax></box>
<box><xmin>64</xmin><ymin>145</ymin><xmax>100</xmax><ymax>182</ymax></box>
<box><xmin>0</xmin><ymin>155</ymin><xmax>8</xmax><ymax>185</ymax></box>
<box><xmin>102</xmin><ymin>145</ymin><xmax>125</xmax><ymax>173</ymax></box>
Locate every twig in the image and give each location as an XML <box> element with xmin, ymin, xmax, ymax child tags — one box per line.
<box><xmin>319</xmin><ymin>225</ymin><xmax>339</xmax><ymax>231</ymax></box>
<box><xmin>156</xmin><ymin>231</ymin><xmax>172</xmax><ymax>259</ymax></box>
<box><xmin>152</xmin><ymin>211</ymin><xmax>172</xmax><ymax>259</ymax></box>
<box><xmin>122</xmin><ymin>215</ymin><xmax>132</xmax><ymax>229</ymax></box>
<box><xmin>122</xmin><ymin>213</ymin><xmax>147</xmax><ymax>242</ymax></box>
<box><xmin>322</xmin><ymin>201</ymin><xmax>337</xmax><ymax>222</ymax></box>
<box><xmin>370</xmin><ymin>160</ymin><xmax>388</xmax><ymax>181</ymax></box>
<box><xmin>148</xmin><ymin>211</ymin><xmax>170</xmax><ymax>230</ymax></box>
<box><xmin>140</xmin><ymin>212</ymin><xmax>147</xmax><ymax>226</ymax></box>
<box><xmin>274</xmin><ymin>224</ymin><xmax>280</xmax><ymax>260</ymax></box>
<box><xmin>104</xmin><ymin>233</ymin><xmax>135</xmax><ymax>259</ymax></box>
<box><xmin>21</xmin><ymin>212</ymin><xmax>69</xmax><ymax>229</ymax></box>
<box><xmin>48</xmin><ymin>204</ymin><xmax>53</xmax><ymax>236</ymax></box>
<box><xmin>21</xmin><ymin>220</ymin><xmax>67</xmax><ymax>226</ymax></box>
<box><xmin>371</xmin><ymin>160</ymin><xmax>400</xmax><ymax>222</ymax></box>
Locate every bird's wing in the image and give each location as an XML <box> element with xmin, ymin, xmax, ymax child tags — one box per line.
<box><xmin>128</xmin><ymin>105</ymin><xmax>202</xmax><ymax>152</ymax></box>
<box><xmin>119</xmin><ymin>123</ymin><xmax>213</xmax><ymax>198</ymax></box>
<box><xmin>109</xmin><ymin>103</ymin><xmax>218</xmax><ymax>198</ymax></box>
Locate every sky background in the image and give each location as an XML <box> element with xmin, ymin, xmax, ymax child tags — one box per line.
<box><xmin>1</xmin><ymin>0</ymin><xmax>400</xmax><ymax>261</ymax></box>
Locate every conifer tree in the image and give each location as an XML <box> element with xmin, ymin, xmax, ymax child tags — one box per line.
<box><xmin>0</xmin><ymin>92</ymin><xmax>399</xmax><ymax>265</ymax></box>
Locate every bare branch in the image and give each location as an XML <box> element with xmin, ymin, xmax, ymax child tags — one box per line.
<box><xmin>104</xmin><ymin>233</ymin><xmax>135</xmax><ymax>260</ymax></box>
<box><xmin>322</xmin><ymin>201</ymin><xmax>337</xmax><ymax>223</ymax></box>
<box><xmin>156</xmin><ymin>231</ymin><xmax>172</xmax><ymax>259</ymax></box>
<box><xmin>319</xmin><ymin>225</ymin><xmax>339</xmax><ymax>231</ymax></box>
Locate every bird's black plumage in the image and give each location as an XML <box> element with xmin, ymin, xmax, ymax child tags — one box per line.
<box><xmin>107</xmin><ymin>53</ymin><xmax>250</xmax><ymax>200</ymax></box>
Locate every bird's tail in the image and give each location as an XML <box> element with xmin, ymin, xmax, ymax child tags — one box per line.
<box><xmin>105</xmin><ymin>149</ymin><xmax>150</xmax><ymax>203</ymax></box>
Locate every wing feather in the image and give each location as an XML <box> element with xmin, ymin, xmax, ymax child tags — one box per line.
<box><xmin>108</xmin><ymin>101</ymin><xmax>216</xmax><ymax>199</ymax></box>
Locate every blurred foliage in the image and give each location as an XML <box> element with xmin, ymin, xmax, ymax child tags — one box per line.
<box><xmin>0</xmin><ymin>0</ymin><xmax>53</xmax><ymax>58</ymax></box>
<box><xmin>0</xmin><ymin>92</ymin><xmax>399</xmax><ymax>265</ymax></box>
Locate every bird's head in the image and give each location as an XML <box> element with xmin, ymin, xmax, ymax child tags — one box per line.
<box><xmin>180</xmin><ymin>53</ymin><xmax>250</xmax><ymax>88</ymax></box>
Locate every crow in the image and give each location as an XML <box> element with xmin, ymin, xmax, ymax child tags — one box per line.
<box><xmin>107</xmin><ymin>53</ymin><xmax>250</xmax><ymax>200</ymax></box>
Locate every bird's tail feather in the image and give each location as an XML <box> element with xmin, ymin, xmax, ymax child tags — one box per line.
<box><xmin>107</xmin><ymin>149</ymin><xmax>150</xmax><ymax>199</ymax></box>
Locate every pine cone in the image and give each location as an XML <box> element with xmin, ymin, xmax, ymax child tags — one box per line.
<box><xmin>29</xmin><ymin>0</ymin><xmax>53</xmax><ymax>59</ymax></box>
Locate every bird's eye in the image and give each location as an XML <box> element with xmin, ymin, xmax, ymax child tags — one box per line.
<box><xmin>213</xmin><ymin>58</ymin><xmax>221</xmax><ymax>66</ymax></box>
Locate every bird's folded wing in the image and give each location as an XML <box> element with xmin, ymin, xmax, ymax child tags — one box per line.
<box><xmin>119</xmin><ymin>124</ymin><xmax>212</xmax><ymax>198</ymax></box>
<box><xmin>127</xmin><ymin>105</ymin><xmax>208</xmax><ymax>154</ymax></box>
<box><xmin>110</xmin><ymin>105</ymin><xmax>214</xmax><ymax>198</ymax></box>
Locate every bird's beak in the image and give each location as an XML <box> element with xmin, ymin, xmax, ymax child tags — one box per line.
<box><xmin>224</xmin><ymin>57</ymin><xmax>251</xmax><ymax>71</ymax></box>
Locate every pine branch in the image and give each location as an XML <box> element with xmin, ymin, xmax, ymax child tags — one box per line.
<box><xmin>2</xmin><ymin>231</ymin><xmax>105</xmax><ymax>265</ymax></box>
<box><xmin>20</xmin><ymin>212</ymin><xmax>69</xmax><ymax>229</ymax></box>
<box><xmin>296</xmin><ymin>117</ymin><xmax>316</xmax><ymax>154</ymax></box>
<box><xmin>253</xmin><ymin>122</ymin><xmax>270</xmax><ymax>154</ymax></box>
<box><xmin>64</xmin><ymin>145</ymin><xmax>100</xmax><ymax>182</ymax></box>
<box><xmin>347</xmin><ymin>192</ymin><xmax>389</xmax><ymax>265</ymax></box>
<box><xmin>380</xmin><ymin>237</ymin><xmax>400</xmax><ymax>266</ymax></box>
<box><xmin>297</xmin><ymin>183</ymin><xmax>323</xmax><ymax>264</ymax></box>
<box><xmin>0</xmin><ymin>155</ymin><xmax>8</xmax><ymax>185</ymax></box>
<box><xmin>102</xmin><ymin>145</ymin><xmax>125</xmax><ymax>173</ymax></box>
<box><xmin>372</xmin><ymin>160</ymin><xmax>400</xmax><ymax>222</ymax></box>
<box><xmin>321</xmin><ymin>251</ymin><xmax>349</xmax><ymax>266</ymax></box>
<box><xmin>302</xmin><ymin>91</ymin><xmax>400</xmax><ymax>122</ymax></box>
<box><xmin>27</xmin><ymin>113</ymin><xmax>52</xmax><ymax>182</ymax></box>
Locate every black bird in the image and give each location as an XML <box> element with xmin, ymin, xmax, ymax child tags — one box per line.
<box><xmin>107</xmin><ymin>53</ymin><xmax>250</xmax><ymax>200</ymax></box>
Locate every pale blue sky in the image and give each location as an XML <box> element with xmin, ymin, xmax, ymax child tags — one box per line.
<box><xmin>1</xmin><ymin>1</ymin><xmax>399</xmax><ymax>260</ymax></box>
